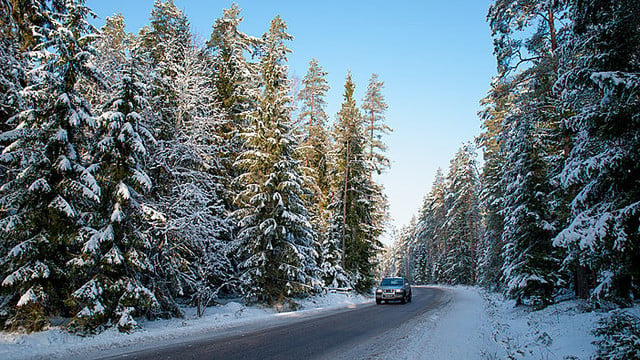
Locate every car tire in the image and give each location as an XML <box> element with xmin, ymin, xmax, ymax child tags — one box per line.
<box><xmin>400</xmin><ymin>297</ymin><xmax>406</xmax><ymax>304</ymax></box>
<box><xmin>376</xmin><ymin>299</ymin><xmax>382</xmax><ymax>305</ymax></box>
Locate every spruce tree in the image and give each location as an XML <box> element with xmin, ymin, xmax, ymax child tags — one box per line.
<box><xmin>234</xmin><ymin>16</ymin><xmax>318</xmax><ymax>304</ymax></box>
<box><xmin>329</xmin><ymin>73</ymin><xmax>381</xmax><ymax>293</ymax></box>
<box><xmin>68</xmin><ymin>57</ymin><xmax>160</xmax><ymax>333</ymax></box>
<box><xmin>554</xmin><ymin>0</ymin><xmax>640</xmax><ymax>304</ymax></box>
<box><xmin>0</xmin><ymin>0</ymin><xmax>101</xmax><ymax>331</ymax></box>
<box><xmin>500</xmin><ymin>113</ymin><xmax>560</xmax><ymax>307</ymax></box>
<box><xmin>440</xmin><ymin>144</ymin><xmax>481</xmax><ymax>285</ymax></box>
<box><xmin>206</xmin><ymin>4</ymin><xmax>260</xmax><ymax>209</ymax></box>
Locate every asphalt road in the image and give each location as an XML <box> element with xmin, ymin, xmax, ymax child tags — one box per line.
<box><xmin>97</xmin><ymin>286</ymin><xmax>447</xmax><ymax>360</ymax></box>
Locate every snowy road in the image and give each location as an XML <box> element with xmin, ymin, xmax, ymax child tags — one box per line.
<box><xmin>93</xmin><ymin>286</ymin><xmax>448</xmax><ymax>360</ymax></box>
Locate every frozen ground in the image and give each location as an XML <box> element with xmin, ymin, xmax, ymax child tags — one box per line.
<box><xmin>1</xmin><ymin>287</ymin><xmax>634</xmax><ymax>359</ymax></box>
<box><xmin>336</xmin><ymin>286</ymin><xmax>617</xmax><ymax>359</ymax></box>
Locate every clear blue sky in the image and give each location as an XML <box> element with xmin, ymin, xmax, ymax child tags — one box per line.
<box><xmin>87</xmin><ymin>0</ymin><xmax>496</xmax><ymax>244</ymax></box>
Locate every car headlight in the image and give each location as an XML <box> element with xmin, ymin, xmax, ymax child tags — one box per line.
<box><xmin>395</xmin><ymin>289</ymin><xmax>404</xmax><ymax>294</ymax></box>
<box><xmin>376</xmin><ymin>289</ymin><xmax>382</xmax><ymax>294</ymax></box>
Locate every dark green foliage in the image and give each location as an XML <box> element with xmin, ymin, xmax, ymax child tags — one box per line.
<box><xmin>593</xmin><ymin>311</ymin><xmax>640</xmax><ymax>360</ymax></box>
<box><xmin>554</xmin><ymin>0</ymin><xmax>640</xmax><ymax>305</ymax></box>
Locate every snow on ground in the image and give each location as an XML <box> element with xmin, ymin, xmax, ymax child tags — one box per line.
<box><xmin>1</xmin><ymin>286</ymin><xmax>636</xmax><ymax>360</ymax></box>
<box><xmin>0</xmin><ymin>291</ymin><xmax>371</xmax><ymax>360</ymax></box>
<box><xmin>482</xmin><ymin>290</ymin><xmax>605</xmax><ymax>359</ymax></box>
<box><xmin>363</xmin><ymin>286</ymin><xmax>501</xmax><ymax>359</ymax></box>
<box><xmin>365</xmin><ymin>286</ymin><xmax>622</xmax><ymax>360</ymax></box>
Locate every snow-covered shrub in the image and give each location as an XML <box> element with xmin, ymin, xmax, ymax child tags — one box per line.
<box><xmin>592</xmin><ymin>310</ymin><xmax>640</xmax><ymax>360</ymax></box>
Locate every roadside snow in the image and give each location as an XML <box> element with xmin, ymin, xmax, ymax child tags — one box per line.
<box><xmin>483</xmin><ymin>291</ymin><xmax>604</xmax><ymax>359</ymax></box>
<box><xmin>363</xmin><ymin>286</ymin><xmax>500</xmax><ymax>359</ymax></box>
<box><xmin>1</xmin><ymin>286</ymin><xmax>635</xmax><ymax>360</ymax></box>
<box><xmin>363</xmin><ymin>286</ymin><xmax>616</xmax><ymax>360</ymax></box>
<box><xmin>0</xmin><ymin>292</ymin><xmax>371</xmax><ymax>360</ymax></box>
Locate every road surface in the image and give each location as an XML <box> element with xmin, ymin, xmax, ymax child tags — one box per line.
<box><xmin>96</xmin><ymin>286</ymin><xmax>448</xmax><ymax>360</ymax></box>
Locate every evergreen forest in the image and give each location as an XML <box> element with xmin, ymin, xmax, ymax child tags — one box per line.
<box><xmin>0</xmin><ymin>0</ymin><xmax>389</xmax><ymax>333</ymax></box>
<box><xmin>1</xmin><ymin>0</ymin><xmax>639</xmax><ymax>340</ymax></box>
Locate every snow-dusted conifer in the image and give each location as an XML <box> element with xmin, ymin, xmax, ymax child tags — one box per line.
<box><xmin>206</xmin><ymin>4</ymin><xmax>260</xmax><ymax>208</ymax></box>
<box><xmin>412</xmin><ymin>169</ymin><xmax>447</xmax><ymax>284</ymax></box>
<box><xmin>554</xmin><ymin>0</ymin><xmax>640</xmax><ymax>304</ymax></box>
<box><xmin>0</xmin><ymin>0</ymin><xmax>102</xmax><ymax>331</ymax></box>
<box><xmin>234</xmin><ymin>16</ymin><xmax>319</xmax><ymax>304</ymax></box>
<box><xmin>362</xmin><ymin>73</ymin><xmax>391</xmax><ymax>175</ymax></box>
<box><xmin>67</xmin><ymin>54</ymin><xmax>161</xmax><ymax>333</ymax></box>
<box><xmin>440</xmin><ymin>144</ymin><xmax>481</xmax><ymax>285</ymax></box>
<box><xmin>152</xmin><ymin>38</ymin><xmax>236</xmax><ymax>315</ymax></box>
<box><xmin>475</xmin><ymin>80</ymin><xmax>509</xmax><ymax>291</ymax></box>
<box><xmin>296</xmin><ymin>59</ymin><xmax>338</xmax><ymax>287</ymax></box>
<box><xmin>328</xmin><ymin>73</ymin><xmax>381</xmax><ymax>293</ymax></box>
<box><xmin>500</xmin><ymin>112</ymin><xmax>560</xmax><ymax>307</ymax></box>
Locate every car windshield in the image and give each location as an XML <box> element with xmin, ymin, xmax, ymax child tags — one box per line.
<box><xmin>380</xmin><ymin>278</ymin><xmax>403</xmax><ymax>286</ymax></box>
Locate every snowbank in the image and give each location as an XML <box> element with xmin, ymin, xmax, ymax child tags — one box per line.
<box><xmin>368</xmin><ymin>286</ymin><xmax>616</xmax><ymax>359</ymax></box>
<box><xmin>483</xmin><ymin>290</ymin><xmax>605</xmax><ymax>359</ymax></box>
<box><xmin>0</xmin><ymin>292</ymin><xmax>371</xmax><ymax>360</ymax></box>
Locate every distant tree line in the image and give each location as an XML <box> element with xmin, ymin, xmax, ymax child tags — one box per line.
<box><xmin>383</xmin><ymin>0</ymin><xmax>640</xmax><ymax>310</ymax></box>
<box><xmin>0</xmin><ymin>0</ymin><xmax>391</xmax><ymax>333</ymax></box>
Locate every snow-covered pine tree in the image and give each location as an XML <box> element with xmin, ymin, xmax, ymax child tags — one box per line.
<box><xmin>328</xmin><ymin>73</ymin><xmax>382</xmax><ymax>293</ymax></box>
<box><xmin>486</xmin><ymin>0</ymin><xmax>567</xmax><ymax>304</ymax></box>
<box><xmin>234</xmin><ymin>16</ymin><xmax>319</xmax><ymax>304</ymax></box>
<box><xmin>440</xmin><ymin>144</ymin><xmax>481</xmax><ymax>285</ymax></box>
<box><xmin>298</xmin><ymin>58</ymin><xmax>330</xmax><ymax>175</ymax></box>
<box><xmin>362</xmin><ymin>73</ymin><xmax>391</xmax><ymax>176</ymax></box>
<box><xmin>206</xmin><ymin>4</ymin><xmax>260</xmax><ymax>209</ymax></box>
<box><xmin>68</xmin><ymin>55</ymin><xmax>161</xmax><ymax>334</ymax></box>
<box><xmin>475</xmin><ymin>80</ymin><xmax>509</xmax><ymax>291</ymax></box>
<box><xmin>360</xmin><ymin>73</ymin><xmax>391</xmax><ymax>284</ymax></box>
<box><xmin>296</xmin><ymin>59</ymin><xmax>340</xmax><ymax>288</ymax></box>
<box><xmin>0</xmin><ymin>0</ymin><xmax>102</xmax><ymax>332</ymax></box>
<box><xmin>412</xmin><ymin>169</ymin><xmax>447</xmax><ymax>284</ymax></box>
<box><xmin>554</xmin><ymin>0</ymin><xmax>640</xmax><ymax>305</ymax></box>
<box><xmin>500</xmin><ymin>108</ymin><xmax>560</xmax><ymax>307</ymax></box>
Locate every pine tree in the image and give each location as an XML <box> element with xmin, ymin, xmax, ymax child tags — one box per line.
<box><xmin>329</xmin><ymin>73</ymin><xmax>381</xmax><ymax>293</ymax></box>
<box><xmin>0</xmin><ymin>0</ymin><xmax>101</xmax><ymax>331</ymax></box>
<box><xmin>296</xmin><ymin>59</ymin><xmax>338</xmax><ymax>287</ymax></box>
<box><xmin>486</xmin><ymin>0</ymin><xmax>567</xmax><ymax>304</ymax></box>
<box><xmin>234</xmin><ymin>16</ymin><xmax>318</xmax><ymax>304</ymax></box>
<box><xmin>475</xmin><ymin>80</ymin><xmax>509</xmax><ymax>291</ymax></box>
<box><xmin>553</xmin><ymin>0</ymin><xmax>640</xmax><ymax>305</ymax></box>
<box><xmin>206</xmin><ymin>3</ymin><xmax>260</xmax><ymax>208</ymax></box>
<box><xmin>362</xmin><ymin>73</ymin><xmax>391</xmax><ymax>176</ymax></box>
